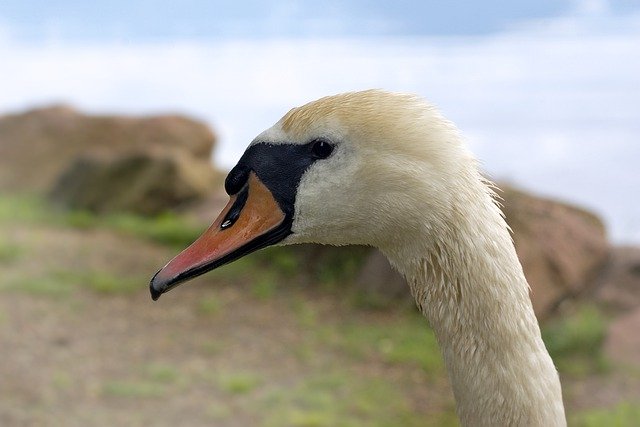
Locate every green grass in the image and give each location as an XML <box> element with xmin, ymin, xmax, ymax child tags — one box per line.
<box><xmin>0</xmin><ymin>269</ymin><xmax>144</xmax><ymax>296</ymax></box>
<box><xmin>329</xmin><ymin>313</ymin><xmax>443</xmax><ymax>376</ymax></box>
<box><xmin>292</xmin><ymin>297</ymin><xmax>319</xmax><ymax>328</ymax></box>
<box><xmin>0</xmin><ymin>194</ymin><xmax>203</xmax><ymax>250</ymax></box>
<box><xmin>288</xmin><ymin>297</ymin><xmax>443</xmax><ymax>375</ymax></box>
<box><xmin>0</xmin><ymin>241</ymin><xmax>23</xmax><ymax>264</ymax></box>
<box><xmin>144</xmin><ymin>363</ymin><xmax>180</xmax><ymax>384</ymax></box>
<box><xmin>251</xmin><ymin>275</ymin><xmax>279</xmax><ymax>300</ymax></box>
<box><xmin>256</xmin><ymin>246</ymin><xmax>300</xmax><ymax>277</ymax></box>
<box><xmin>84</xmin><ymin>272</ymin><xmax>142</xmax><ymax>294</ymax></box>
<box><xmin>0</xmin><ymin>272</ymin><xmax>77</xmax><ymax>297</ymax></box>
<box><xmin>571</xmin><ymin>401</ymin><xmax>640</xmax><ymax>427</ymax></box>
<box><xmin>260</xmin><ymin>371</ymin><xmax>452</xmax><ymax>427</ymax></box>
<box><xmin>216</xmin><ymin>372</ymin><xmax>263</xmax><ymax>395</ymax></box>
<box><xmin>54</xmin><ymin>270</ymin><xmax>143</xmax><ymax>295</ymax></box>
<box><xmin>0</xmin><ymin>194</ymin><xmax>48</xmax><ymax>223</ymax></box>
<box><xmin>102</xmin><ymin>212</ymin><xmax>203</xmax><ymax>249</ymax></box>
<box><xmin>103</xmin><ymin>364</ymin><xmax>181</xmax><ymax>398</ymax></box>
<box><xmin>197</xmin><ymin>295</ymin><xmax>223</xmax><ymax>316</ymax></box>
<box><xmin>542</xmin><ymin>305</ymin><xmax>609</xmax><ymax>376</ymax></box>
<box><xmin>308</xmin><ymin>246</ymin><xmax>370</xmax><ymax>288</ymax></box>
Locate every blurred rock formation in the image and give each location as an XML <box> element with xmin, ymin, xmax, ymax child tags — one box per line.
<box><xmin>0</xmin><ymin>105</ymin><xmax>221</xmax><ymax>215</ymax></box>
<box><xmin>593</xmin><ymin>246</ymin><xmax>640</xmax><ymax>314</ymax></box>
<box><xmin>354</xmin><ymin>185</ymin><xmax>611</xmax><ymax>319</ymax></box>
<box><xmin>500</xmin><ymin>185</ymin><xmax>610</xmax><ymax>318</ymax></box>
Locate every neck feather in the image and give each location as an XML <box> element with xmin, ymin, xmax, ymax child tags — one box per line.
<box><xmin>382</xmin><ymin>182</ymin><xmax>566</xmax><ymax>426</ymax></box>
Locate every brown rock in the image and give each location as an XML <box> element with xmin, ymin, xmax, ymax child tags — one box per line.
<box><xmin>0</xmin><ymin>105</ymin><xmax>217</xmax><ymax>194</ymax></box>
<box><xmin>49</xmin><ymin>150</ymin><xmax>218</xmax><ymax>216</ymax></box>
<box><xmin>349</xmin><ymin>185</ymin><xmax>610</xmax><ymax>319</ymax></box>
<box><xmin>355</xmin><ymin>250</ymin><xmax>408</xmax><ymax>304</ymax></box>
<box><xmin>605</xmin><ymin>308</ymin><xmax>640</xmax><ymax>367</ymax></box>
<box><xmin>501</xmin><ymin>185</ymin><xmax>610</xmax><ymax>318</ymax></box>
<box><xmin>594</xmin><ymin>246</ymin><xmax>640</xmax><ymax>314</ymax></box>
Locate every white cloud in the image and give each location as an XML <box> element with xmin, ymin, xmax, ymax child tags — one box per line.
<box><xmin>0</xmin><ymin>9</ymin><xmax>639</xmax><ymax>243</ymax></box>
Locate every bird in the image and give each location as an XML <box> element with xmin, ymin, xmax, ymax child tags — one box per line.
<box><xmin>150</xmin><ymin>89</ymin><xmax>566</xmax><ymax>426</ymax></box>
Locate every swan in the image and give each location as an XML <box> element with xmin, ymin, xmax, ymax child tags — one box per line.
<box><xmin>149</xmin><ymin>90</ymin><xmax>566</xmax><ymax>426</ymax></box>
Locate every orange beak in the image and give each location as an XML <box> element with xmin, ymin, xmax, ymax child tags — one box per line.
<box><xmin>150</xmin><ymin>172</ymin><xmax>288</xmax><ymax>300</ymax></box>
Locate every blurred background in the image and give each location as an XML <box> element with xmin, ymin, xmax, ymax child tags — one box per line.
<box><xmin>1</xmin><ymin>0</ymin><xmax>639</xmax><ymax>426</ymax></box>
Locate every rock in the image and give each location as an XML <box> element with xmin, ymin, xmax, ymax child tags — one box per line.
<box><xmin>49</xmin><ymin>151</ymin><xmax>218</xmax><ymax>216</ymax></box>
<box><xmin>501</xmin><ymin>186</ymin><xmax>610</xmax><ymax>318</ymax></box>
<box><xmin>349</xmin><ymin>184</ymin><xmax>610</xmax><ymax>319</ymax></box>
<box><xmin>354</xmin><ymin>250</ymin><xmax>407</xmax><ymax>304</ymax></box>
<box><xmin>500</xmin><ymin>185</ymin><xmax>610</xmax><ymax>318</ymax></box>
<box><xmin>593</xmin><ymin>246</ymin><xmax>640</xmax><ymax>314</ymax></box>
<box><xmin>0</xmin><ymin>105</ymin><xmax>217</xmax><ymax>194</ymax></box>
<box><xmin>293</xmin><ymin>244</ymin><xmax>371</xmax><ymax>284</ymax></box>
<box><xmin>605</xmin><ymin>307</ymin><xmax>640</xmax><ymax>367</ymax></box>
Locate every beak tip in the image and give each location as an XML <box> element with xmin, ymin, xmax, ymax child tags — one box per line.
<box><xmin>149</xmin><ymin>270</ymin><xmax>164</xmax><ymax>301</ymax></box>
<box><xmin>150</xmin><ymin>287</ymin><xmax>162</xmax><ymax>301</ymax></box>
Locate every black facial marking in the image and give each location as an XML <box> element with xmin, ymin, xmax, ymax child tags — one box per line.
<box><xmin>225</xmin><ymin>164</ymin><xmax>250</xmax><ymax>195</ymax></box>
<box><xmin>220</xmin><ymin>186</ymin><xmax>248</xmax><ymax>229</ymax></box>
<box><xmin>230</xmin><ymin>140</ymin><xmax>334</xmax><ymax>218</ymax></box>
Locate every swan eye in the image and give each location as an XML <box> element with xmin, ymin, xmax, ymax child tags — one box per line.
<box><xmin>310</xmin><ymin>139</ymin><xmax>334</xmax><ymax>159</ymax></box>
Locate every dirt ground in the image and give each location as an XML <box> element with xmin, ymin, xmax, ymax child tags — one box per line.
<box><xmin>1</xmin><ymin>218</ymin><xmax>639</xmax><ymax>426</ymax></box>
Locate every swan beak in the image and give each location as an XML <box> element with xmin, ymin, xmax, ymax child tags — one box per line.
<box><xmin>149</xmin><ymin>172</ymin><xmax>287</xmax><ymax>301</ymax></box>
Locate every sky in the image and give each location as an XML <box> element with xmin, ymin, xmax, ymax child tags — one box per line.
<box><xmin>0</xmin><ymin>0</ymin><xmax>639</xmax><ymax>243</ymax></box>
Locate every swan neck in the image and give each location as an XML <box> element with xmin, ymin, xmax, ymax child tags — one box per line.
<box><xmin>384</xmin><ymin>196</ymin><xmax>566</xmax><ymax>426</ymax></box>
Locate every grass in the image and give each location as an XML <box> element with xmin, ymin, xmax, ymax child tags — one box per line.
<box><xmin>260</xmin><ymin>371</ymin><xmax>452</xmax><ymax>427</ymax></box>
<box><xmin>571</xmin><ymin>401</ymin><xmax>640</xmax><ymax>427</ymax></box>
<box><xmin>0</xmin><ymin>273</ymin><xmax>77</xmax><ymax>297</ymax></box>
<box><xmin>251</xmin><ymin>274</ymin><xmax>280</xmax><ymax>300</ymax></box>
<box><xmin>287</xmin><ymin>295</ymin><xmax>444</xmax><ymax>375</ymax></box>
<box><xmin>144</xmin><ymin>363</ymin><xmax>180</xmax><ymax>384</ymax></box>
<box><xmin>101</xmin><ymin>212</ymin><xmax>203</xmax><ymax>249</ymax></box>
<box><xmin>0</xmin><ymin>241</ymin><xmax>23</xmax><ymax>264</ymax></box>
<box><xmin>102</xmin><ymin>364</ymin><xmax>181</xmax><ymax>398</ymax></box>
<box><xmin>81</xmin><ymin>272</ymin><xmax>142</xmax><ymax>294</ymax></box>
<box><xmin>197</xmin><ymin>295</ymin><xmax>223</xmax><ymax>316</ymax></box>
<box><xmin>542</xmin><ymin>304</ymin><xmax>609</xmax><ymax>376</ymax></box>
<box><xmin>216</xmin><ymin>372</ymin><xmax>263</xmax><ymax>395</ymax></box>
<box><xmin>52</xmin><ymin>270</ymin><xmax>143</xmax><ymax>295</ymax></box>
<box><xmin>292</xmin><ymin>297</ymin><xmax>319</xmax><ymax>328</ymax></box>
<box><xmin>0</xmin><ymin>269</ymin><xmax>144</xmax><ymax>296</ymax></box>
<box><xmin>306</xmin><ymin>246</ymin><xmax>370</xmax><ymax>288</ymax></box>
<box><xmin>0</xmin><ymin>194</ymin><xmax>47</xmax><ymax>223</ymax></box>
<box><xmin>0</xmin><ymin>194</ymin><xmax>203</xmax><ymax>250</ymax></box>
<box><xmin>329</xmin><ymin>312</ymin><xmax>444</xmax><ymax>376</ymax></box>
<box><xmin>256</xmin><ymin>246</ymin><xmax>300</xmax><ymax>277</ymax></box>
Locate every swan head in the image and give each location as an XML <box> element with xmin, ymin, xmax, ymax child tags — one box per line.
<box><xmin>150</xmin><ymin>89</ymin><xmax>481</xmax><ymax>300</ymax></box>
